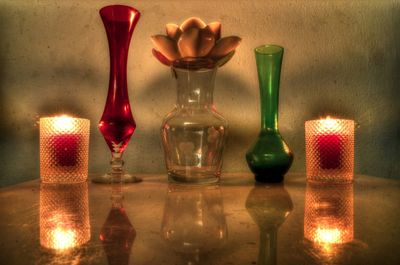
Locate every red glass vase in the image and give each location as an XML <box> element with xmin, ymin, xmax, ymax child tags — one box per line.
<box><xmin>94</xmin><ymin>5</ymin><xmax>141</xmax><ymax>184</ymax></box>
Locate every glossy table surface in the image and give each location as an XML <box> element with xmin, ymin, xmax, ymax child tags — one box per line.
<box><xmin>0</xmin><ymin>173</ymin><xmax>399</xmax><ymax>265</ymax></box>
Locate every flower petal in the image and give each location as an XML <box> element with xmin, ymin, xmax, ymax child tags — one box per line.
<box><xmin>166</xmin><ymin>23</ymin><xmax>181</xmax><ymax>40</ymax></box>
<box><xmin>151</xmin><ymin>35</ymin><xmax>181</xmax><ymax>61</ymax></box>
<box><xmin>152</xmin><ymin>49</ymin><xmax>171</xmax><ymax>66</ymax></box>
<box><xmin>180</xmin><ymin>17</ymin><xmax>206</xmax><ymax>32</ymax></box>
<box><xmin>177</xmin><ymin>28</ymin><xmax>200</xmax><ymax>57</ymax></box>
<box><xmin>197</xmin><ymin>27</ymin><xmax>215</xmax><ymax>57</ymax></box>
<box><xmin>216</xmin><ymin>50</ymin><xmax>235</xmax><ymax>67</ymax></box>
<box><xmin>209</xmin><ymin>36</ymin><xmax>241</xmax><ymax>59</ymax></box>
<box><xmin>206</xmin><ymin>22</ymin><xmax>221</xmax><ymax>40</ymax></box>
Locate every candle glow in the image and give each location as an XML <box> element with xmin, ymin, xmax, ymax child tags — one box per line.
<box><xmin>50</xmin><ymin>227</ymin><xmax>77</xmax><ymax>250</ymax></box>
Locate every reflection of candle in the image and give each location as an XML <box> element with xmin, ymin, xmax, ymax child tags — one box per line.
<box><xmin>40</xmin><ymin>116</ymin><xmax>90</xmax><ymax>183</ymax></box>
<box><xmin>304</xmin><ymin>182</ymin><xmax>354</xmax><ymax>252</ymax></box>
<box><xmin>305</xmin><ymin>117</ymin><xmax>354</xmax><ymax>182</ymax></box>
<box><xmin>40</xmin><ymin>182</ymin><xmax>90</xmax><ymax>252</ymax></box>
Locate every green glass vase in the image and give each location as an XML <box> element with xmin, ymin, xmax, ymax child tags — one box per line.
<box><xmin>246</xmin><ymin>45</ymin><xmax>293</xmax><ymax>183</ymax></box>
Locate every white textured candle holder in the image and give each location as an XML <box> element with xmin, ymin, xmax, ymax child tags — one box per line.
<box><xmin>39</xmin><ymin>116</ymin><xmax>90</xmax><ymax>183</ymax></box>
<box><xmin>305</xmin><ymin>118</ymin><xmax>354</xmax><ymax>183</ymax></box>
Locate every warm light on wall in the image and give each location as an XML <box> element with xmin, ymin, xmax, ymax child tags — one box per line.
<box><xmin>40</xmin><ymin>182</ymin><xmax>90</xmax><ymax>252</ymax></box>
<box><xmin>305</xmin><ymin>117</ymin><xmax>355</xmax><ymax>183</ymax></box>
<box><xmin>39</xmin><ymin>115</ymin><xmax>90</xmax><ymax>183</ymax></box>
<box><xmin>304</xmin><ymin>182</ymin><xmax>354</xmax><ymax>252</ymax></box>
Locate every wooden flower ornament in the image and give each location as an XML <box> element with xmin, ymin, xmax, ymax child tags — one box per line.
<box><xmin>151</xmin><ymin>17</ymin><xmax>241</xmax><ymax>67</ymax></box>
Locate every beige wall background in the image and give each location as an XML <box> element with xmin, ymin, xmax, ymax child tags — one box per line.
<box><xmin>0</xmin><ymin>0</ymin><xmax>399</xmax><ymax>186</ymax></box>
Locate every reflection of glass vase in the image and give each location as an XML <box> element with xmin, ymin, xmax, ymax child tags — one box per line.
<box><xmin>246</xmin><ymin>184</ymin><xmax>293</xmax><ymax>265</ymax></box>
<box><xmin>93</xmin><ymin>5</ymin><xmax>141</xmax><ymax>184</ymax></box>
<box><xmin>246</xmin><ymin>45</ymin><xmax>293</xmax><ymax>183</ymax></box>
<box><xmin>100</xmin><ymin>189</ymin><xmax>136</xmax><ymax>265</ymax></box>
<box><xmin>39</xmin><ymin>182</ymin><xmax>90</xmax><ymax>252</ymax></box>
<box><xmin>161</xmin><ymin>184</ymin><xmax>227</xmax><ymax>264</ymax></box>
<box><xmin>161</xmin><ymin>59</ymin><xmax>228</xmax><ymax>184</ymax></box>
<box><xmin>304</xmin><ymin>182</ymin><xmax>354</xmax><ymax>253</ymax></box>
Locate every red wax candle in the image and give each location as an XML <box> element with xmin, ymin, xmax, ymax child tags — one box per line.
<box><xmin>51</xmin><ymin>134</ymin><xmax>80</xmax><ymax>167</ymax></box>
<box><xmin>317</xmin><ymin>134</ymin><xmax>342</xmax><ymax>169</ymax></box>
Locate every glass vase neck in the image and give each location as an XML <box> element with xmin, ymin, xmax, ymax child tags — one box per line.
<box><xmin>172</xmin><ymin>66</ymin><xmax>217</xmax><ymax>110</ymax></box>
<box><xmin>255</xmin><ymin>45</ymin><xmax>284</xmax><ymax>132</ymax></box>
<box><xmin>100</xmin><ymin>5</ymin><xmax>140</xmax><ymax>106</ymax></box>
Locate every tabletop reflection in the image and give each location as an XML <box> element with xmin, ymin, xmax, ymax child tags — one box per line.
<box><xmin>161</xmin><ymin>184</ymin><xmax>227</xmax><ymax>264</ymax></box>
<box><xmin>246</xmin><ymin>183</ymin><xmax>293</xmax><ymax>265</ymax></box>
<box><xmin>100</xmin><ymin>184</ymin><xmax>136</xmax><ymax>265</ymax></box>
<box><xmin>304</xmin><ymin>182</ymin><xmax>354</xmax><ymax>260</ymax></box>
<box><xmin>39</xmin><ymin>182</ymin><xmax>91</xmax><ymax>252</ymax></box>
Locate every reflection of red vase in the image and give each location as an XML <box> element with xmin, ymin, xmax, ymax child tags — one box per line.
<box><xmin>98</xmin><ymin>5</ymin><xmax>140</xmax><ymax>154</ymax></box>
<box><xmin>100</xmin><ymin>204</ymin><xmax>136</xmax><ymax>265</ymax></box>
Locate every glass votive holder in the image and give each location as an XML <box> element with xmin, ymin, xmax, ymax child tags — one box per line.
<box><xmin>40</xmin><ymin>116</ymin><xmax>90</xmax><ymax>183</ymax></box>
<box><xmin>40</xmin><ymin>182</ymin><xmax>91</xmax><ymax>252</ymax></box>
<box><xmin>305</xmin><ymin>117</ymin><xmax>355</xmax><ymax>183</ymax></box>
<box><xmin>304</xmin><ymin>182</ymin><xmax>354</xmax><ymax>247</ymax></box>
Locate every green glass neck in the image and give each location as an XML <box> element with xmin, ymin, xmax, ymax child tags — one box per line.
<box><xmin>255</xmin><ymin>45</ymin><xmax>283</xmax><ymax>132</ymax></box>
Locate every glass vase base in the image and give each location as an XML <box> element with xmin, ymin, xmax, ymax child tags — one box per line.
<box><xmin>92</xmin><ymin>173</ymin><xmax>142</xmax><ymax>184</ymax></box>
<box><xmin>168</xmin><ymin>169</ymin><xmax>219</xmax><ymax>184</ymax></box>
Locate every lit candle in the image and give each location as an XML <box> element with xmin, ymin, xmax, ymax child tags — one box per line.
<box><xmin>305</xmin><ymin>117</ymin><xmax>354</xmax><ymax>182</ymax></box>
<box><xmin>40</xmin><ymin>115</ymin><xmax>90</xmax><ymax>183</ymax></box>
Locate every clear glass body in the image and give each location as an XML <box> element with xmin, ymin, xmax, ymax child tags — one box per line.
<box><xmin>304</xmin><ymin>182</ymin><xmax>354</xmax><ymax>252</ymax></box>
<box><xmin>39</xmin><ymin>116</ymin><xmax>90</xmax><ymax>183</ymax></box>
<box><xmin>305</xmin><ymin>118</ymin><xmax>355</xmax><ymax>183</ymax></box>
<box><xmin>161</xmin><ymin>59</ymin><xmax>228</xmax><ymax>184</ymax></box>
<box><xmin>39</xmin><ymin>182</ymin><xmax>90</xmax><ymax>251</ymax></box>
<box><xmin>246</xmin><ymin>45</ymin><xmax>293</xmax><ymax>183</ymax></box>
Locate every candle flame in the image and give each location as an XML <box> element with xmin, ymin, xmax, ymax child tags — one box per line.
<box><xmin>53</xmin><ymin>115</ymin><xmax>75</xmax><ymax>133</ymax></box>
<box><xmin>319</xmin><ymin>117</ymin><xmax>340</xmax><ymax>131</ymax></box>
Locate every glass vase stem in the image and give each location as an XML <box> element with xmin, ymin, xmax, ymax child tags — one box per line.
<box><xmin>256</xmin><ymin>49</ymin><xmax>282</xmax><ymax>132</ymax></box>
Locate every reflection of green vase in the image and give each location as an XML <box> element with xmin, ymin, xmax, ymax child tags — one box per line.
<box><xmin>246</xmin><ymin>45</ymin><xmax>293</xmax><ymax>183</ymax></box>
<box><xmin>246</xmin><ymin>184</ymin><xmax>293</xmax><ymax>265</ymax></box>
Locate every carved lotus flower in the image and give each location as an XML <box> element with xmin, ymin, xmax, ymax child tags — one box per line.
<box><xmin>151</xmin><ymin>17</ymin><xmax>241</xmax><ymax>67</ymax></box>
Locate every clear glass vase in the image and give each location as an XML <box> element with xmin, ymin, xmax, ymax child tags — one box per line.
<box><xmin>161</xmin><ymin>58</ymin><xmax>228</xmax><ymax>184</ymax></box>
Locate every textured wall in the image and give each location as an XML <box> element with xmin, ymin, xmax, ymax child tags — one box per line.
<box><xmin>0</xmin><ymin>0</ymin><xmax>399</xmax><ymax>186</ymax></box>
